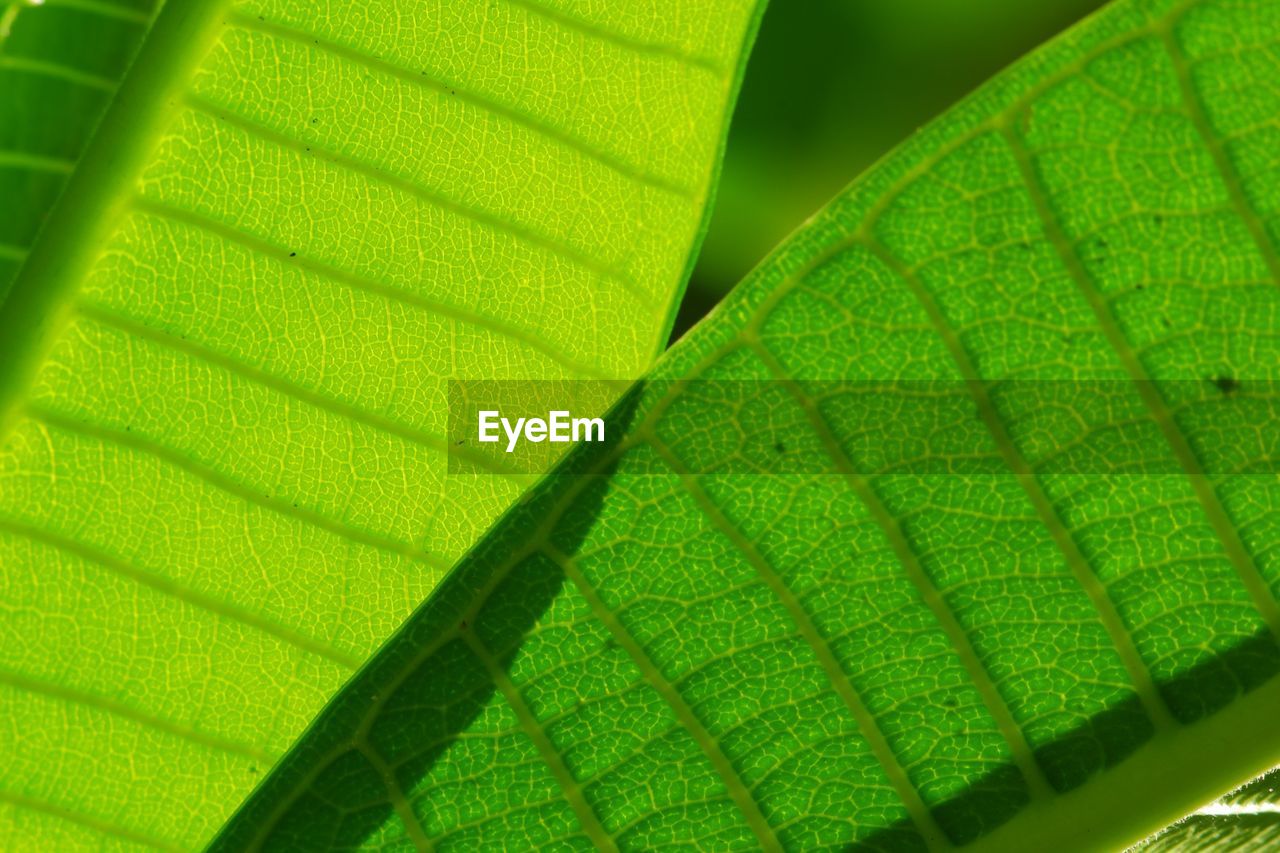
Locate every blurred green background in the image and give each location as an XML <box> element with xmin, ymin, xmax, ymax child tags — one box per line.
<box><xmin>674</xmin><ymin>0</ymin><xmax>1109</xmax><ymax>341</ymax></box>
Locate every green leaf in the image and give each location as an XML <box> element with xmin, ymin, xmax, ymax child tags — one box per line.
<box><xmin>0</xmin><ymin>0</ymin><xmax>156</xmax><ymax>303</ymax></box>
<box><xmin>0</xmin><ymin>0</ymin><xmax>763</xmax><ymax>846</ymax></box>
<box><xmin>214</xmin><ymin>0</ymin><xmax>1280</xmax><ymax>848</ymax></box>
<box><xmin>1138</xmin><ymin>767</ymin><xmax>1280</xmax><ymax>851</ymax></box>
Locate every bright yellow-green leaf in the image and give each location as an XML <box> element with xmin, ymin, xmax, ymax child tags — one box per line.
<box><xmin>0</xmin><ymin>0</ymin><xmax>763</xmax><ymax>846</ymax></box>
<box><xmin>214</xmin><ymin>0</ymin><xmax>1280</xmax><ymax>848</ymax></box>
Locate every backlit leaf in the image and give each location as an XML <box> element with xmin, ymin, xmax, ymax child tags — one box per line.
<box><xmin>0</xmin><ymin>0</ymin><xmax>763</xmax><ymax>846</ymax></box>
<box><xmin>215</xmin><ymin>0</ymin><xmax>1280</xmax><ymax>848</ymax></box>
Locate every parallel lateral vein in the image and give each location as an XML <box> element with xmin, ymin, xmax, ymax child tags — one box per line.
<box><xmin>23</xmin><ymin>406</ymin><xmax>452</xmax><ymax>572</ymax></box>
<box><xmin>0</xmin><ymin>789</ymin><xmax>180</xmax><ymax>852</ymax></box>
<box><xmin>0</xmin><ymin>243</ymin><xmax>27</xmax><ymax>262</ymax></box>
<box><xmin>859</xmin><ymin>230</ymin><xmax>1178</xmax><ymax>732</ymax></box>
<box><xmin>355</xmin><ymin>744</ymin><xmax>432</xmax><ymax>851</ymax></box>
<box><xmin>1001</xmin><ymin>123</ymin><xmax>1280</xmax><ymax>649</ymax></box>
<box><xmin>646</xmin><ymin>435</ymin><xmax>950</xmax><ymax>851</ymax></box>
<box><xmin>497</xmin><ymin>0</ymin><xmax>723</xmax><ymax>75</ymax></box>
<box><xmin>226</xmin><ymin>11</ymin><xmax>692</xmax><ymax>198</ymax></box>
<box><xmin>1159</xmin><ymin>28</ymin><xmax>1280</xmax><ymax>287</ymax></box>
<box><xmin>41</xmin><ymin>0</ymin><xmax>152</xmax><ymax>24</ymax></box>
<box><xmin>181</xmin><ymin>94</ymin><xmax>654</xmax><ymax>310</ymax></box>
<box><xmin>75</xmin><ymin>301</ymin><xmax>523</xmax><ymax>479</ymax></box>
<box><xmin>0</xmin><ymin>514</ymin><xmax>362</xmax><ymax>669</ymax></box>
<box><xmin>541</xmin><ymin>545</ymin><xmax>782</xmax><ymax>850</ymax></box>
<box><xmin>128</xmin><ymin>198</ymin><xmax>611</xmax><ymax>379</ymax></box>
<box><xmin>0</xmin><ymin>151</ymin><xmax>74</xmax><ymax>173</ymax></box>
<box><xmin>0</xmin><ymin>665</ymin><xmax>276</xmax><ymax>762</ymax></box>
<box><xmin>241</xmin><ymin>444</ymin><xmax>722</xmax><ymax>847</ymax></box>
<box><xmin>425</xmin><ymin>792</ymin><xmax>575</xmax><ymax>842</ymax></box>
<box><xmin>744</xmin><ymin>337</ymin><xmax>1056</xmax><ymax>800</ymax></box>
<box><xmin>0</xmin><ymin>55</ymin><xmax>115</xmax><ymax>90</ymax></box>
<box><xmin>461</xmin><ymin>629</ymin><xmax>619</xmax><ymax>852</ymax></box>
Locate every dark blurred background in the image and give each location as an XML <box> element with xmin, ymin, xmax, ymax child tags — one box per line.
<box><xmin>672</xmin><ymin>0</ymin><xmax>1109</xmax><ymax>342</ymax></box>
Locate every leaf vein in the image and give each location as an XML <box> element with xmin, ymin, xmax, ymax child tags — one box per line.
<box><xmin>1158</xmin><ymin>28</ymin><xmax>1280</xmax><ymax>292</ymax></box>
<box><xmin>0</xmin><ymin>150</ymin><xmax>74</xmax><ymax>173</ymax></box>
<box><xmin>0</xmin><ymin>55</ymin><xmax>115</xmax><ymax>90</ymax></box>
<box><xmin>542</xmin><ymin>544</ymin><xmax>781</xmax><ymax>850</ymax></box>
<box><xmin>127</xmin><ymin>199</ymin><xmax>611</xmax><ymax>379</ymax></box>
<box><xmin>857</xmin><ymin>229</ymin><xmax>1178</xmax><ymax>732</ymax></box>
<box><xmin>0</xmin><ymin>513</ymin><xmax>363</xmax><ymax>668</ymax></box>
<box><xmin>496</xmin><ymin>0</ymin><xmax>724</xmax><ymax>76</ymax></box>
<box><xmin>181</xmin><ymin>95</ymin><xmax>655</xmax><ymax>311</ymax></box>
<box><xmin>1001</xmin><ymin>123</ymin><xmax>1280</xmax><ymax>656</ymax></box>
<box><xmin>24</xmin><ymin>406</ymin><xmax>451</xmax><ymax>573</ymax></box>
<box><xmin>39</xmin><ymin>0</ymin><xmax>152</xmax><ymax>25</ymax></box>
<box><xmin>0</xmin><ymin>665</ymin><xmax>277</xmax><ymax>763</ymax></box>
<box><xmin>460</xmin><ymin>629</ymin><xmax>619</xmax><ymax>851</ymax></box>
<box><xmin>75</xmin><ymin>301</ymin><xmax>524</xmax><ymax>480</ymax></box>
<box><xmin>226</xmin><ymin>11</ymin><xmax>694</xmax><ymax>198</ymax></box>
<box><xmin>645</xmin><ymin>434</ymin><xmax>950</xmax><ymax>850</ymax></box>
<box><xmin>744</xmin><ymin>336</ymin><xmax>1057</xmax><ymax>800</ymax></box>
<box><xmin>0</xmin><ymin>789</ymin><xmax>180</xmax><ymax>851</ymax></box>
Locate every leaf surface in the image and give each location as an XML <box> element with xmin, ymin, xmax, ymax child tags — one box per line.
<box><xmin>0</xmin><ymin>0</ymin><xmax>156</xmax><ymax>303</ymax></box>
<box><xmin>0</xmin><ymin>0</ymin><xmax>762</xmax><ymax>846</ymax></box>
<box><xmin>1139</xmin><ymin>767</ymin><xmax>1280</xmax><ymax>851</ymax></box>
<box><xmin>215</xmin><ymin>0</ymin><xmax>1280</xmax><ymax>848</ymax></box>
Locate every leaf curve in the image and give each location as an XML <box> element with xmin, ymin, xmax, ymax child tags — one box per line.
<box><xmin>0</xmin><ymin>0</ymin><xmax>764</xmax><ymax>846</ymax></box>
<box><xmin>1139</xmin><ymin>766</ymin><xmax>1280</xmax><ymax>851</ymax></box>
<box><xmin>214</xmin><ymin>0</ymin><xmax>1280</xmax><ymax>848</ymax></box>
<box><xmin>0</xmin><ymin>0</ymin><xmax>156</xmax><ymax>304</ymax></box>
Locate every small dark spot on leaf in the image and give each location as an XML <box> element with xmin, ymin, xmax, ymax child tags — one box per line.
<box><xmin>1161</xmin><ymin>317</ymin><xmax>1171</xmax><ymax>328</ymax></box>
<box><xmin>289</xmin><ymin>251</ymin><xmax>296</xmax><ymax>257</ymax></box>
<box><xmin>1135</xmin><ymin>284</ymin><xmax>1144</xmax><ymax>291</ymax></box>
<box><xmin>455</xmin><ymin>439</ymin><xmax>465</xmax><ymax>446</ymax></box>
<box><xmin>1153</xmin><ymin>215</ymin><xmax>1164</xmax><ymax>225</ymax></box>
<box><xmin>602</xmin><ymin>637</ymin><xmax>619</xmax><ymax>651</ymax></box>
<box><xmin>1212</xmin><ymin>375</ymin><xmax>1241</xmax><ymax>395</ymax></box>
<box><xmin>310</xmin><ymin>118</ymin><xmax>318</xmax><ymax>124</ymax></box>
<box><xmin>459</xmin><ymin>620</ymin><xmax>467</xmax><ymax>631</ymax></box>
<box><xmin>249</xmin><ymin>765</ymin><xmax>258</xmax><ymax>774</ymax></box>
<box><xmin>943</xmin><ymin>696</ymin><xmax>958</xmax><ymax>708</ymax></box>
<box><xmin>774</xmin><ymin>442</ymin><xmax>786</xmax><ymax>454</ymax></box>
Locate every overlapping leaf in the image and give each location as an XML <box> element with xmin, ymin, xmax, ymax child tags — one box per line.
<box><xmin>214</xmin><ymin>0</ymin><xmax>1280</xmax><ymax>848</ymax></box>
<box><xmin>0</xmin><ymin>0</ymin><xmax>156</xmax><ymax>303</ymax></box>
